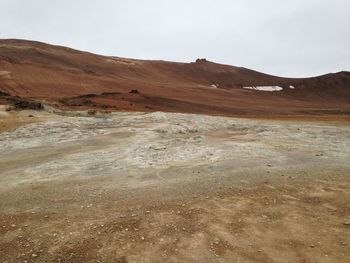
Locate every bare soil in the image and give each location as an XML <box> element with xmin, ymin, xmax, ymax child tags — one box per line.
<box><xmin>1</xmin><ymin>108</ymin><xmax>349</xmax><ymax>263</ymax></box>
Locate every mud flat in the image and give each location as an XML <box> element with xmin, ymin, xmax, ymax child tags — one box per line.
<box><xmin>0</xmin><ymin>109</ymin><xmax>350</xmax><ymax>262</ymax></box>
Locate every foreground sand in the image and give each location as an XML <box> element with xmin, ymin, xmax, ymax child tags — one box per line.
<box><xmin>0</xmin><ymin>109</ymin><xmax>350</xmax><ymax>263</ymax></box>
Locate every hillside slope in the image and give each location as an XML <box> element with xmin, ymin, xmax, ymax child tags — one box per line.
<box><xmin>0</xmin><ymin>39</ymin><xmax>349</xmax><ymax>117</ymax></box>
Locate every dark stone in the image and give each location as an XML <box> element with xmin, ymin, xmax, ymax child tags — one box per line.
<box><xmin>195</xmin><ymin>58</ymin><xmax>207</xmax><ymax>63</ymax></box>
<box><xmin>129</xmin><ymin>89</ymin><xmax>140</xmax><ymax>94</ymax></box>
<box><xmin>12</xmin><ymin>99</ymin><xmax>43</xmax><ymax>110</ymax></box>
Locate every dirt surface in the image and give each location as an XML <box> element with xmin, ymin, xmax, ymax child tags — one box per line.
<box><xmin>1</xmin><ymin>108</ymin><xmax>349</xmax><ymax>262</ymax></box>
<box><xmin>1</xmin><ymin>39</ymin><xmax>350</xmax><ymax>117</ymax></box>
<box><xmin>0</xmin><ymin>106</ymin><xmax>40</xmax><ymax>132</ymax></box>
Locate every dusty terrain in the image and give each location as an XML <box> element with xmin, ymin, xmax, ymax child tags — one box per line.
<box><xmin>1</xmin><ymin>39</ymin><xmax>350</xmax><ymax>117</ymax></box>
<box><xmin>1</xmin><ymin>108</ymin><xmax>350</xmax><ymax>263</ymax></box>
<box><xmin>1</xmin><ymin>39</ymin><xmax>350</xmax><ymax>262</ymax></box>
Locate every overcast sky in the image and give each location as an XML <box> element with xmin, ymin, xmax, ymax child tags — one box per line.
<box><xmin>1</xmin><ymin>0</ymin><xmax>349</xmax><ymax>77</ymax></box>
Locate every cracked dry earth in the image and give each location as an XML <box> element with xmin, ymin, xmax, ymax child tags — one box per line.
<box><xmin>0</xmin><ymin>109</ymin><xmax>350</xmax><ymax>263</ymax></box>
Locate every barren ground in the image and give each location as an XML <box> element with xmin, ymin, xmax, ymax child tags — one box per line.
<box><xmin>0</xmin><ymin>108</ymin><xmax>350</xmax><ymax>263</ymax></box>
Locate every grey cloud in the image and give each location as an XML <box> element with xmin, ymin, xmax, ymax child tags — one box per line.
<box><xmin>0</xmin><ymin>0</ymin><xmax>349</xmax><ymax>77</ymax></box>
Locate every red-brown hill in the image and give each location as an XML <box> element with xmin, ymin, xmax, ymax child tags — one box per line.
<box><xmin>0</xmin><ymin>39</ymin><xmax>349</xmax><ymax>117</ymax></box>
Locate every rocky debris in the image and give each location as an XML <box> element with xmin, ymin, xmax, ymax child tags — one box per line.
<box><xmin>88</xmin><ymin>109</ymin><xmax>97</xmax><ymax>116</ymax></box>
<box><xmin>75</xmin><ymin>93</ymin><xmax>99</xmax><ymax>99</ymax></box>
<box><xmin>0</xmin><ymin>92</ymin><xmax>43</xmax><ymax>111</ymax></box>
<box><xmin>195</xmin><ymin>58</ymin><xmax>207</xmax><ymax>63</ymax></box>
<box><xmin>0</xmin><ymin>90</ymin><xmax>11</xmax><ymax>96</ymax></box>
<box><xmin>129</xmin><ymin>89</ymin><xmax>140</xmax><ymax>94</ymax></box>
<box><xmin>11</xmin><ymin>98</ymin><xmax>43</xmax><ymax>111</ymax></box>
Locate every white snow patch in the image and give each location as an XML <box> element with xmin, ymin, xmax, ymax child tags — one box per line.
<box><xmin>289</xmin><ymin>85</ymin><xmax>295</xmax><ymax>89</ymax></box>
<box><xmin>243</xmin><ymin>86</ymin><xmax>283</xmax><ymax>92</ymax></box>
<box><xmin>0</xmin><ymin>70</ymin><xmax>11</xmax><ymax>79</ymax></box>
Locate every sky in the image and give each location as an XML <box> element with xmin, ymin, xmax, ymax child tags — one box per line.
<box><xmin>0</xmin><ymin>0</ymin><xmax>349</xmax><ymax>77</ymax></box>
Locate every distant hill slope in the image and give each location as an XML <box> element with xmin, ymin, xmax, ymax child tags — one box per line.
<box><xmin>0</xmin><ymin>39</ymin><xmax>349</xmax><ymax>117</ymax></box>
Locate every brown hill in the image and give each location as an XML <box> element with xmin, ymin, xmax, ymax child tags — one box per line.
<box><xmin>0</xmin><ymin>39</ymin><xmax>349</xmax><ymax>117</ymax></box>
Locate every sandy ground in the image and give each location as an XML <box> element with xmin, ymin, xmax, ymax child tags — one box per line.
<box><xmin>0</xmin><ymin>108</ymin><xmax>350</xmax><ymax>263</ymax></box>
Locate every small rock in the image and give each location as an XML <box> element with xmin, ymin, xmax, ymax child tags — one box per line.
<box><xmin>129</xmin><ymin>89</ymin><xmax>140</xmax><ymax>94</ymax></box>
<box><xmin>31</xmin><ymin>254</ymin><xmax>38</xmax><ymax>258</ymax></box>
<box><xmin>343</xmin><ymin>220</ymin><xmax>350</xmax><ymax>226</ymax></box>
